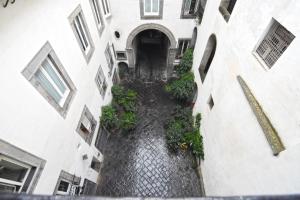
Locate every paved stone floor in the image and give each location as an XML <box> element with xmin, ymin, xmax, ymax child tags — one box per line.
<box><xmin>96</xmin><ymin>81</ymin><xmax>203</xmax><ymax>198</ymax></box>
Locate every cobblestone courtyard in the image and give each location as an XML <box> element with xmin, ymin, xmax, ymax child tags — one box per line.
<box><xmin>96</xmin><ymin>81</ymin><xmax>203</xmax><ymax>198</ymax></box>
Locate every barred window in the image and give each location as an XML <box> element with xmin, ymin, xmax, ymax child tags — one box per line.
<box><xmin>255</xmin><ymin>19</ymin><xmax>295</xmax><ymax>68</ymax></box>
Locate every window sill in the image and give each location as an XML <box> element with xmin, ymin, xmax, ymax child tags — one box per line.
<box><xmin>104</xmin><ymin>13</ymin><xmax>112</xmax><ymax>19</ymax></box>
<box><xmin>180</xmin><ymin>14</ymin><xmax>196</xmax><ymax>19</ymax></box>
<box><xmin>252</xmin><ymin>51</ymin><xmax>270</xmax><ymax>71</ymax></box>
<box><xmin>141</xmin><ymin>15</ymin><xmax>162</xmax><ymax>20</ymax></box>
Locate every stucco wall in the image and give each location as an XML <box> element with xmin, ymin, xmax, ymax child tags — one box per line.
<box><xmin>192</xmin><ymin>0</ymin><xmax>300</xmax><ymax>195</ymax></box>
<box><xmin>0</xmin><ymin>0</ymin><xmax>195</xmax><ymax>195</ymax></box>
<box><xmin>0</xmin><ymin>0</ymin><xmax>114</xmax><ymax>195</ymax></box>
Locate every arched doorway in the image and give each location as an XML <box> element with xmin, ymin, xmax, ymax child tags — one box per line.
<box><xmin>118</xmin><ymin>62</ymin><xmax>129</xmax><ymax>81</ymax></box>
<box><xmin>126</xmin><ymin>24</ymin><xmax>177</xmax><ymax>81</ymax></box>
<box><xmin>199</xmin><ymin>34</ymin><xmax>217</xmax><ymax>83</ymax></box>
<box><xmin>190</xmin><ymin>27</ymin><xmax>197</xmax><ymax>49</ymax></box>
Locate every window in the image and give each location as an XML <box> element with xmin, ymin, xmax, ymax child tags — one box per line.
<box><xmin>199</xmin><ymin>34</ymin><xmax>217</xmax><ymax>83</ymax></box>
<box><xmin>57</xmin><ymin>180</ymin><xmax>70</xmax><ymax>195</ymax></box>
<box><xmin>82</xmin><ymin>179</ymin><xmax>97</xmax><ymax>195</ymax></box>
<box><xmin>116</xmin><ymin>51</ymin><xmax>127</xmax><ymax>60</ymax></box>
<box><xmin>254</xmin><ymin>19</ymin><xmax>295</xmax><ymax>69</ymax></box>
<box><xmin>140</xmin><ymin>0</ymin><xmax>163</xmax><ymax>19</ymax></box>
<box><xmin>181</xmin><ymin>0</ymin><xmax>199</xmax><ymax>18</ymax></box>
<box><xmin>95</xmin><ymin>66</ymin><xmax>108</xmax><ymax>98</ymax></box>
<box><xmin>101</xmin><ymin>0</ymin><xmax>111</xmax><ymax>16</ymax></box>
<box><xmin>54</xmin><ymin>170</ymin><xmax>81</xmax><ymax>196</ymax></box>
<box><xmin>105</xmin><ymin>44</ymin><xmax>114</xmax><ymax>76</ymax></box>
<box><xmin>219</xmin><ymin>0</ymin><xmax>237</xmax><ymax>22</ymax></box>
<box><xmin>95</xmin><ymin>126</ymin><xmax>110</xmax><ymax>152</ymax></box>
<box><xmin>0</xmin><ymin>156</ymin><xmax>31</xmax><ymax>193</ymax></box>
<box><xmin>144</xmin><ymin>0</ymin><xmax>159</xmax><ymax>15</ymax></box>
<box><xmin>0</xmin><ymin>140</ymin><xmax>45</xmax><ymax>194</ymax></box>
<box><xmin>90</xmin><ymin>157</ymin><xmax>101</xmax><ymax>172</ymax></box>
<box><xmin>76</xmin><ymin>106</ymin><xmax>97</xmax><ymax>145</ymax></box>
<box><xmin>69</xmin><ymin>5</ymin><xmax>94</xmax><ymax>62</ymax></box>
<box><xmin>208</xmin><ymin>95</ymin><xmax>214</xmax><ymax>110</ymax></box>
<box><xmin>22</xmin><ymin>42</ymin><xmax>76</xmax><ymax>118</ymax></box>
<box><xmin>90</xmin><ymin>0</ymin><xmax>105</xmax><ymax>36</ymax></box>
<box><xmin>176</xmin><ymin>39</ymin><xmax>191</xmax><ymax>59</ymax></box>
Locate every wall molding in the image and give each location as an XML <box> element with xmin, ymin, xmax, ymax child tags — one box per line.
<box><xmin>237</xmin><ymin>75</ymin><xmax>285</xmax><ymax>155</ymax></box>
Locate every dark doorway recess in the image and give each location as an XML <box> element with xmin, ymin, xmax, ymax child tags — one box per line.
<box><xmin>133</xmin><ymin>29</ymin><xmax>170</xmax><ymax>82</ymax></box>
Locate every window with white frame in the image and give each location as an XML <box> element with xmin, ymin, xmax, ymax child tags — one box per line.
<box><xmin>254</xmin><ymin>19</ymin><xmax>295</xmax><ymax>69</ymax></box>
<box><xmin>181</xmin><ymin>0</ymin><xmax>199</xmax><ymax>18</ymax></box>
<box><xmin>95</xmin><ymin>66</ymin><xmax>107</xmax><ymax>98</ymax></box>
<box><xmin>54</xmin><ymin>170</ymin><xmax>81</xmax><ymax>196</ymax></box>
<box><xmin>144</xmin><ymin>0</ymin><xmax>159</xmax><ymax>15</ymax></box>
<box><xmin>101</xmin><ymin>0</ymin><xmax>111</xmax><ymax>16</ymax></box>
<box><xmin>22</xmin><ymin>42</ymin><xmax>76</xmax><ymax>118</ymax></box>
<box><xmin>76</xmin><ymin>106</ymin><xmax>97</xmax><ymax>145</ymax></box>
<box><xmin>69</xmin><ymin>5</ymin><xmax>94</xmax><ymax>62</ymax></box>
<box><xmin>90</xmin><ymin>0</ymin><xmax>105</xmax><ymax>36</ymax></box>
<box><xmin>56</xmin><ymin>180</ymin><xmax>71</xmax><ymax>195</ymax></box>
<box><xmin>140</xmin><ymin>0</ymin><xmax>163</xmax><ymax>19</ymax></box>
<box><xmin>176</xmin><ymin>39</ymin><xmax>191</xmax><ymax>59</ymax></box>
<box><xmin>36</xmin><ymin>57</ymin><xmax>71</xmax><ymax>107</ymax></box>
<box><xmin>0</xmin><ymin>155</ymin><xmax>31</xmax><ymax>193</ymax></box>
<box><xmin>105</xmin><ymin>44</ymin><xmax>114</xmax><ymax>76</ymax></box>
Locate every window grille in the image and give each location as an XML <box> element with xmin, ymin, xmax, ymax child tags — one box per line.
<box><xmin>256</xmin><ymin>19</ymin><xmax>295</xmax><ymax>68</ymax></box>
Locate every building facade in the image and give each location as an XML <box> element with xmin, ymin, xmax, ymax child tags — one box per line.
<box><xmin>192</xmin><ymin>0</ymin><xmax>300</xmax><ymax>195</ymax></box>
<box><xmin>0</xmin><ymin>0</ymin><xmax>299</xmax><ymax>196</ymax></box>
<box><xmin>0</xmin><ymin>0</ymin><xmax>195</xmax><ymax>195</ymax></box>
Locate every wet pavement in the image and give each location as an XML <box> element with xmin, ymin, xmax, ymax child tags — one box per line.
<box><xmin>96</xmin><ymin>81</ymin><xmax>203</xmax><ymax>198</ymax></box>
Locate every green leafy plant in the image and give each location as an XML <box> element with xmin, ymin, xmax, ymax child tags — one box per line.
<box><xmin>165</xmin><ymin>72</ymin><xmax>195</xmax><ymax>101</ymax></box>
<box><xmin>165</xmin><ymin>107</ymin><xmax>204</xmax><ymax>159</ymax></box>
<box><xmin>166</xmin><ymin>119</ymin><xmax>185</xmax><ymax>152</ymax></box>
<box><xmin>195</xmin><ymin>113</ymin><xmax>201</xmax><ymax>129</ymax></box>
<box><xmin>120</xmin><ymin>112</ymin><xmax>137</xmax><ymax>132</ymax></box>
<box><xmin>111</xmin><ymin>85</ymin><xmax>137</xmax><ymax>112</ymax></box>
<box><xmin>183</xmin><ymin>130</ymin><xmax>204</xmax><ymax>159</ymax></box>
<box><xmin>176</xmin><ymin>48</ymin><xmax>193</xmax><ymax>76</ymax></box>
<box><xmin>100</xmin><ymin>105</ymin><xmax>118</xmax><ymax>131</ymax></box>
<box><xmin>165</xmin><ymin>106</ymin><xmax>194</xmax><ymax>152</ymax></box>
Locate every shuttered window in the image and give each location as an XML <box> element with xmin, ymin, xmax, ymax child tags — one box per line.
<box><xmin>255</xmin><ymin>19</ymin><xmax>295</xmax><ymax>68</ymax></box>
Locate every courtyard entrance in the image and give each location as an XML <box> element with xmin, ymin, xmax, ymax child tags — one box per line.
<box><xmin>134</xmin><ymin>29</ymin><xmax>169</xmax><ymax>81</ymax></box>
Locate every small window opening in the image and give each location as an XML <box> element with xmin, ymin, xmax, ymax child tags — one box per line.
<box><xmin>208</xmin><ymin>95</ymin><xmax>214</xmax><ymax>110</ymax></box>
<box><xmin>115</xmin><ymin>31</ymin><xmax>120</xmax><ymax>39</ymax></box>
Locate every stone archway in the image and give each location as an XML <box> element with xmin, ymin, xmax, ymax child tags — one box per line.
<box><xmin>126</xmin><ymin>23</ymin><xmax>177</xmax><ymax>80</ymax></box>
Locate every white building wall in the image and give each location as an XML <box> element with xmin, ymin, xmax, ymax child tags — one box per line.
<box><xmin>0</xmin><ymin>0</ymin><xmax>195</xmax><ymax>195</ymax></box>
<box><xmin>109</xmin><ymin>0</ymin><xmax>196</xmax><ymax>51</ymax></box>
<box><xmin>192</xmin><ymin>0</ymin><xmax>300</xmax><ymax>195</ymax></box>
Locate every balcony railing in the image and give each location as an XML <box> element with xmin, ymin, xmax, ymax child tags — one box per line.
<box><xmin>0</xmin><ymin>194</ymin><xmax>300</xmax><ymax>200</ymax></box>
